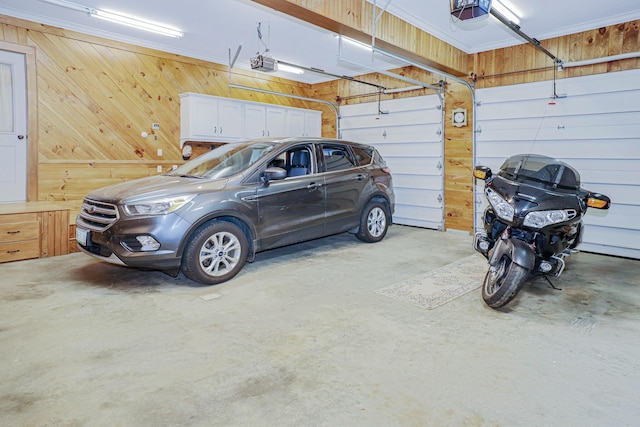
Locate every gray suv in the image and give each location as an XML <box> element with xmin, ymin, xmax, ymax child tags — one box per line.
<box><xmin>76</xmin><ymin>137</ymin><xmax>395</xmax><ymax>285</ymax></box>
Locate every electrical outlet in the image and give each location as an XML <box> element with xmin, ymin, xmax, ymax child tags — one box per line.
<box><xmin>152</xmin><ymin>123</ymin><xmax>160</xmax><ymax>130</ymax></box>
<box><xmin>157</xmin><ymin>165</ymin><xmax>163</xmax><ymax>173</ymax></box>
<box><xmin>157</xmin><ymin>148</ymin><xmax>163</xmax><ymax>156</ymax></box>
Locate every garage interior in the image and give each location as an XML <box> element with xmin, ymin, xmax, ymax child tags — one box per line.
<box><xmin>1</xmin><ymin>0</ymin><xmax>639</xmax><ymax>425</ymax></box>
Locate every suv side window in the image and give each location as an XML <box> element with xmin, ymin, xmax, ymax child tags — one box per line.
<box><xmin>351</xmin><ymin>146</ymin><xmax>373</xmax><ymax>166</ymax></box>
<box><xmin>322</xmin><ymin>145</ymin><xmax>356</xmax><ymax>172</ymax></box>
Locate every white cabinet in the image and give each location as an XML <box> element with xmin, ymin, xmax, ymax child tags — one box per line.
<box><xmin>180</xmin><ymin>93</ymin><xmax>244</xmax><ymax>145</ymax></box>
<box><xmin>266</xmin><ymin>106</ymin><xmax>286</xmax><ymax>137</ymax></box>
<box><xmin>180</xmin><ymin>93</ymin><xmax>322</xmax><ymax>146</ymax></box>
<box><xmin>243</xmin><ymin>104</ymin><xmax>286</xmax><ymax>138</ymax></box>
<box><xmin>304</xmin><ymin>110</ymin><xmax>322</xmax><ymax>137</ymax></box>
<box><xmin>217</xmin><ymin>100</ymin><xmax>243</xmax><ymax>138</ymax></box>
<box><xmin>286</xmin><ymin>109</ymin><xmax>322</xmax><ymax>137</ymax></box>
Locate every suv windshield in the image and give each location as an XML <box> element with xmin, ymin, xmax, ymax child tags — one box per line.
<box><xmin>498</xmin><ymin>154</ymin><xmax>581</xmax><ymax>191</ymax></box>
<box><xmin>168</xmin><ymin>141</ymin><xmax>278</xmax><ymax>179</ymax></box>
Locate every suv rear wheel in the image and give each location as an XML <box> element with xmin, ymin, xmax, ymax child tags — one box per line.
<box><xmin>356</xmin><ymin>200</ymin><xmax>390</xmax><ymax>243</ymax></box>
<box><xmin>182</xmin><ymin>220</ymin><xmax>248</xmax><ymax>285</ymax></box>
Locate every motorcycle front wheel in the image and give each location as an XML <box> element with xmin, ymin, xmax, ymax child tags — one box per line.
<box><xmin>482</xmin><ymin>255</ymin><xmax>529</xmax><ymax>308</ymax></box>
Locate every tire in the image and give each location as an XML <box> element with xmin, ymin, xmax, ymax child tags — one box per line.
<box><xmin>356</xmin><ymin>201</ymin><xmax>390</xmax><ymax>243</ymax></box>
<box><xmin>181</xmin><ymin>220</ymin><xmax>248</xmax><ymax>285</ymax></box>
<box><xmin>481</xmin><ymin>255</ymin><xmax>529</xmax><ymax>308</ymax></box>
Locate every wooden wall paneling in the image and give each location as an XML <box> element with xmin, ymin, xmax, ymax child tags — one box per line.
<box><xmin>443</xmin><ymin>81</ymin><xmax>473</xmax><ymax>233</ymax></box>
<box><xmin>38</xmin><ymin>162</ymin><xmax>168</xmax><ymax>202</ymax></box>
<box><xmin>475</xmin><ymin>20</ymin><xmax>639</xmax><ymax>89</ymax></box>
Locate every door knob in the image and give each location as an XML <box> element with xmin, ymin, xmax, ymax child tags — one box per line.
<box><xmin>17</xmin><ymin>135</ymin><xmax>25</xmax><ymax>140</ymax></box>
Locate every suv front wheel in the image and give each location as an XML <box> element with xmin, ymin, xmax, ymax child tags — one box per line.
<box><xmin>182</xmin><ymin>220</ymin><xmax>249</xmax><ymax>285</ymax></box>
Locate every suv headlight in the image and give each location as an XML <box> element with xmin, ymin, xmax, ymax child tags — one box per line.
<box><xmin>486</xmin><ymin>188</ymin><xmax>514</xmax><ymax>222</ymax></box>
<box><xmin>523</xmin><ymin>209</ymin><xmax>575</xmax><ymax>229</ymax></box>
<box><xmin>123</xmin><ymin>195</ymin><xmax>196</xmax><ymax>216</ymax></box>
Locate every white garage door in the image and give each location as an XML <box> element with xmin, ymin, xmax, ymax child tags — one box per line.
<box><xmin>341</xmin><ymin>95</ymin><xmax>444</xmax><ymax>229</ymax></box>
<box><xmin>474</xmin><ymin>69</ymin><xmax>640</xmax><ymax>259</ymax></box>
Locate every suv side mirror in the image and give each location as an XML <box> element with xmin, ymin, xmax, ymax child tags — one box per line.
<box><xmin>260</xmin><ymin>167</ymin><xmax>287</xmax><ymax>185</ymax></box>
<box><xmin>586</xmin><ymin>192</ymin><xmax>611</xmax><ymax>210</ymax></box>
<box><xmin>473</xmin><ymin>166</ymin><xmax>492</xmax><ymax>181</ymax></box>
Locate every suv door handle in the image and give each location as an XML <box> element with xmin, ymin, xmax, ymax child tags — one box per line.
<box><xmin>355</xmin><ymin>173</ymin><xmax>368</xmax><ymax>181</ymax></box>
<box><xmin>307</xmin><ymin>182</ymin><xmax>322</xmax><ymax>190</ymax></box>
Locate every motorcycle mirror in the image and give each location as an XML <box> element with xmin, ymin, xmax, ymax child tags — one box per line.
<box><xmin>473</xmin><ymin>166</ymin><xmax>492</xmax><ymax>181</ymax></box>
<box><xmin>586</xmin><ymin>193</ymin><xmax>611</xmax><ymax>209</ymax></box>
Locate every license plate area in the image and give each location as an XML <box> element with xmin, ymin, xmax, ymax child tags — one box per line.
<box><xmin>76</xmin><ymin>227</ymin><xmax>89</xmax><ymax>246</ymax></box>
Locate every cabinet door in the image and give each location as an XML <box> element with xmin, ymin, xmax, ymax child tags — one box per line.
<box><xmin>218</xmin><ymin>100</ymin><xmax>244</xmax><ymax>138</ymax></box>
<box><xmin>244</xmin><ymin>104</ymin><xmax>266</xmax><ymax>138</ymax></box>
<box><xmin>286</xmin><ymin>109</ymin><xmax>305</xmax><ymax>137</ymax></box>
<box><xmin>266</xmin><ymin>107</ymin><xmax>286</xmax><ymax>137</ymax></box>
<box><xmin>304</xmin><ymin>111</ymin><xmax>322</xmax><ymax>137</ymax></box>
<box><xmin>189</xmin><ymin>97</ymin><xmax>219</xmax><ymax>138</ymax></box>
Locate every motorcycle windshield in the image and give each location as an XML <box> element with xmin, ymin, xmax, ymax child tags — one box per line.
<box><xmin>498</xmin><ymin>154</ymin><xmax>581</xmax><ymax>192</ymax></box>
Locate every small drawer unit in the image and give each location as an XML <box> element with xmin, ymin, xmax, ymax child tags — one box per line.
<box><xmin>0</xmin><ymin>213</ymin><xmax>40</xmax><ymax>262</ymax></box>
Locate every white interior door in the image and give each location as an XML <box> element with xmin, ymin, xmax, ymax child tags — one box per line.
<box><xmin>0</xmin><ymin>50</ymin><xmax>27</xmax><ymax>203</ymax></box>
<box><xmin>341</xmin><ymin>95</ymin><xmax>444</xmax><ymax>229</ymax></box>
<box><xmin>474</xmin><ymin>69</ymin><xmax>640</xmax><ymax>259</ymax></box>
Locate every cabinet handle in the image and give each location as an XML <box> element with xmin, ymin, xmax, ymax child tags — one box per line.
<box><xmin>7</xmin><ymin>249</ymin><xmax>20</xmax><ymax>254</ymax></box>
<box><xmin>220</xmin><ymin>127</ymin><xmax>223</xmax><ymax>134</ymax></box>
<box><xmin>7</xmin><ymin>230</ymin><xmax>20</xmax><ymax>234</ymax></box>
<box><xmin>214</xmin><ymin>126</ymin><xmax>217</xmax><ymax>133</ymax></box>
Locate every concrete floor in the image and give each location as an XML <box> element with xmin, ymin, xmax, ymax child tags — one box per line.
<box><xmin>1</xmin><ymin>225</ymin><xmax>639</xmax><ymax>426</ymax></box>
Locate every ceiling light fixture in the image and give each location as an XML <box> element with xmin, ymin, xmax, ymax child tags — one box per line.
<box><xmin>491</xmin><ymin>0</ymin><xmax>521</xmax><ymax>25</ymax></box>
<box><xmin>277</xmin><ymin>63</ymin><xmax>304</xmax><ymax>75</ymax></box>
<box><xmin>337</xmin><ymin>35</ymin><xmax>372</xmax><ymax>51</ymax></box>
<box><xmin>39</xmin><ymin>0</ymin><xmax>183</xmax><ymax>38</ymax></box>
<box><xmin>90</xmin><ymin>9</ymin><xmax>184</xmax><ymax>38</ymax></box>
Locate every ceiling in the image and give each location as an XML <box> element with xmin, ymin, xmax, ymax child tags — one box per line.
<box><xmin>1</xmin><ymin>0</ymin><xmax>639</xmax><ymax>84</ymax></box>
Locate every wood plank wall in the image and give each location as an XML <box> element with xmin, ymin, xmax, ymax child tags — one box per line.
<box><xmin>0</xmin><ymin>15</ymin><xmax>327</xmax><ymax>216</ymax></box>
<box><xmin>474</xmin><ymin>21</ymin><xmax>640</xmax><ymax>88</ymax></box>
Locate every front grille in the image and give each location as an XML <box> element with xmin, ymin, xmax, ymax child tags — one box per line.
<box><xmin>77</xmin><ymin>199</ymin><xmax>119</xmax><ymax>231</ymax></box>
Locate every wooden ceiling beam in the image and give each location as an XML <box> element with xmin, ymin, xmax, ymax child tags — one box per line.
<box><xmin>250</xmin><ymin>0</ymin><xmax>470</xmax><ymax>78</ymax></box>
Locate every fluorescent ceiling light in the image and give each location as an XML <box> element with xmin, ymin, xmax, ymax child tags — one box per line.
<box><xmin>492</xmin><ymin>0</ymin><xmax>521</xmax><ymax>25</ymax></box>
<box><xmin>90</xmin><ymin>9</ymin><xmax>184</xmax><ymax>38</ymax></box>
<box><xmin>40</xmin><ymin>0</ymin><xmax>183</xmax><ymax>38</ymax></box>
<box><xmin>337</xmin><ymin>35</ymin><xmax>372</xmax><ymax>51</ymax></box>
<box><xmin>277</xmin><ymin>63</ymin><xmax>304</xmax><ymax>75</ymax></box>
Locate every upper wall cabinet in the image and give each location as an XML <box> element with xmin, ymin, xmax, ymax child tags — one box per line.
<box><xmin>180</xmin><ymin>93</ymin><xmax>322</xmax><ymax>146</ymax></box>
<box><xmin>180</xmin><ymin>93</ymin><xmax>244</xmax><ymax>145</ymax></box>
<box><xmin>287</xmin><ymin>109</ymin><xmax>322</xmax><ymax>137</ymax></box>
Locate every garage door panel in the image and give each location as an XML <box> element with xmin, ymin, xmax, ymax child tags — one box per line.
<box><xmin>377</xmin><ymin>143</ymin><xmax>441</xmax><ymax>159</ymax></box>
<box><xmin>581</xmin><ymin>184</ymin><xmax>640</xmax><ymax>206</ymax></box>
<box><xmin>476</xmin><ymin>140</ymin><xmax>637</xmax><ymax>160</ymax></box>
<box><xmin>477</xmin><ymin>126</ymin><xmax>640</xmax><ymax>142</ymax></box>
<box><xmin>394</xmin><ymin>175</ymin><xmax>442</xmax><ymax>191</ymax></box>
<box><xmin>478</xmin><ymin>91</ymin><xmax>640</xmax><ymax>120</ymax></box>
<box><xmin>394</xmin><ymin>204</ymin><xmax>443</xmax><ymax>228</ymax></box>
<box><xmin>341</xmin><ymin>95</ymin><xmax>444</xmax><ymax>230</ymax></box>
<box><xmin>387</xmin><ymin>157</ymin><xmax>442</xmax><ymax>174</ymax></box>
<box><xmin>580</xmin><ymin>224</ymin><xmax>640</xmax><ymax>251</ymax></box>
<box><xmin>341</xmin><ymin>109</ymin><xmax>441</xmax><ymax>129</ymax></box>
<box><xmin>584</xmin><ymin>204</ymin><xmax>640</xmax><ymax>231</ymax></box>
<box><xmin>475</xmin><ymin>69</ymin><xmax>640</xmax><ymax>259</ymax></box>
<box><xmin>342</xmin><ymin>125</ymin><xmax>439</xmax><ymax>143</ymax></box>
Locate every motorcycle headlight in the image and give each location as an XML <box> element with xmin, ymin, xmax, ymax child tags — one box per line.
<box><xmin>523</xmin><ymin>209</ymin><xmax>575</xmax><ymax>229</ymax></box>
<box><xmin>486</xmin><ymin>188</ymin><xmax>514</xmax><ymax>222</ymax></box>
<box><xmin>123</xmin><ymin>194</ymin><xmax>196</xmax><ymax>216</ymax></box>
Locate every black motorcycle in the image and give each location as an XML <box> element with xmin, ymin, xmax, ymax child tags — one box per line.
<box><xmin>473</xmin><ymin>154</ymin><xmax>611</xmax><ymax>308</ymax></box>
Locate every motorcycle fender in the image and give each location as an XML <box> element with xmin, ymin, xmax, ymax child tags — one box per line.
<box><xmin>489</xmin><ymin>238</ymin><xmax>535</xmax><ymax>271</ymax></box>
